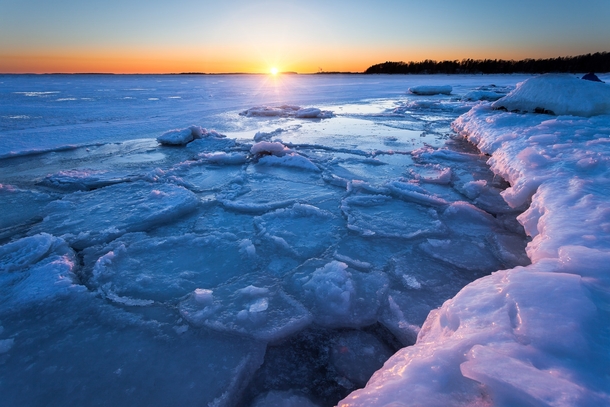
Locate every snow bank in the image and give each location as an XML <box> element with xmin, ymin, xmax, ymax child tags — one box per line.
<box><xmin>408</xmin><ymin>85</ymin><xmax>452</xmax><ymax>95</ymax></box>
<box><xmin>240</xmin><ymin>105</ymin><xmax>333</xmax><ymax>119</ymax></box>
<box><xmin>339</xmin><ymin>104</ymin><xmax>610</xmax><ymax>406</ymax></box>
<box><xmin>491</xmin><ymin>73</ymin><xmax>610</xmax><ymax>117</ymax></box>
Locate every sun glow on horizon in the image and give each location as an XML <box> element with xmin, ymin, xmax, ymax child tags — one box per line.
<box><xmin>270</xmin><ymin>67</ymin><xmax>278</xmax><ymax>75</ymax></box>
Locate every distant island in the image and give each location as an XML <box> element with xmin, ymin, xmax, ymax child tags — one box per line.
<box><xmin>365</xmin><ymin>51</ymin><xmax>610</xmax><ymax>74</ymax></box>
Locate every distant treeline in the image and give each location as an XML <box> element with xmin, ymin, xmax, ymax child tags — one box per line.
<box><xmin>364</xmin><ymin>52</ymin><xmax>610</xmax><ymax>74</ymax></box>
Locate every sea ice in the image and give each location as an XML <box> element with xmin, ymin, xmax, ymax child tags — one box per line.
<box><xmin>180</xmin><ymin>276</ymin><xmax>312</xmax><ymax>343</ymax></box>
<box><xmin>408</xmin><ymin>85</ymin><xmax>452</xmax><ymax>95</ymax></box>
<box><xmin>84</xmin><ymin>232</ymin><xmax>256</xmax><ymax>304</ymax></box>
<box><xmin>240</xmin><ymin>105</ymin><xmax>333</xmax><ymax>119</ymax></box>
<box><xmin>341</xmin><ymin>194</ymin><xmax>445</xmax><ymax>239</ymax></box>
<box><xmin>0</xmin><ymin>233</ymin><xmax>83</xmax><ymax>309</ymax></box>
<box><xmin>286</xmin><ymin>260</ymin><xmax>388</xmax><ymax>328</ymax></box>
<box><xmin>31</xmin><ymin>181</ymin><xmax>199</xmax><ymax>249</ymax></box>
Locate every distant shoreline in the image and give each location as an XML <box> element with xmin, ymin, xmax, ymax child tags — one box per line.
<box><xmin>1</xmin><ymin>51</ymin><xmax>608</xmax><ymax>76</ymax></box>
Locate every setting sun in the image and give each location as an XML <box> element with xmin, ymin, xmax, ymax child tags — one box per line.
<box><xmin>270</xmin><ymin>67</ymin><xmax>278</xmax><ymax>75</ymax></box>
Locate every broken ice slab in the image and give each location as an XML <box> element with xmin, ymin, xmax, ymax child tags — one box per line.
<box><xmin>341</xmin><ymin>194</ymin><xmax>446</xmax><ymax>239</ymax></box>
<box><xmin>83</xmin><ymin>232</ymin><xmax>257</xmax><ymax>305</ymax></box>
<box><xmin>180</xmin><ymin>275</ymin><xmax>312</xmax><ymax>343</ymax></box>
<box><xmin>30</xmin><ymin>181</ymin><xmax>200</xmax><ymax>250</ymax></box>
<box><xmin>285</xmin><ymin>259</ymin><xmax>389</xmax><ymax>329</ymax></box>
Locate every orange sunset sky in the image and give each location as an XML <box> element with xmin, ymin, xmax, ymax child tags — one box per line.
<box><xmin>1</xmin><ymin>0</ymin><xmax>609</xmax><ymax>74</ymax></box>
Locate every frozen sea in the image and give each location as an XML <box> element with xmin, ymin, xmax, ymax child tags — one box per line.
<box><xmin>1</xmin><ymin>73</ymin><xmax>609</xmax><ymax>407</ymax></box>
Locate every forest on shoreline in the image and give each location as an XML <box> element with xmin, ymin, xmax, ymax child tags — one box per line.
<box><xmin>364</xmin><ymin>52</ymin><xmax>610</xmax><ymax>74</ymax></box>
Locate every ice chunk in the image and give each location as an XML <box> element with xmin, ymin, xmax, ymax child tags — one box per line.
<box><xmin>180</xmin><ymin>277</ymin><xmax>312</xmax><ymax>343</ymax></box>
<box><xmin>199</xmin><ymin>152</ymin><xmax>248</xmax><ymax>165</ymax></box>
<box><xmin>0</xmin><ymin>185</ymin><xmax>52</xmax><ymax>235</ymax></box>
<box><xmin>250</xmin><ymin>141</ymin><xmax>291</xmax><ymax>156</ymax></box>
<box><xmin>40</xmin><ymin>169</ymin><xmax>136</xmax><ymax>191</ymax></box>
<box><xmin>0</xmin><ymin>234</ymin><xmax>83</xmax><ymax>309</ymax></box>
<box><xmin>461</xmin><ymin>90</ymin><xmax>505</xmax><ymax>101</ymax></box>
<box><xmin>240</xmin><ymin>105</ymin><xmax>333</xmax><ymax>119</ymax></box>
<box><xmin>408</xmin><ymin>85</ymin><xmax>452</xmax><ymax>95</ymax></box>
<box><xmin>254</xmin><ymin>204</ymin><xmax>339</xmax><ymax>259</ymax></box>
<box><xmin>32</xmin><ymin>181</ymin><xmax>199</xmax><ymax>249</ymax></box>
<box><xmin>85</xmin><ymin>233</ymin><xmax>255</xmax><ymax>303</ymax></box>
<box><xmin>420</xmin><ymin>237</ymin><xmax>501</xmax><ymax>272</ymax></box>
<box><xmin>341</xmin><ymin>194</ymin><xmax>445</xmax><ymax>238</ymax></box>
<box><xmin>157</xmin><ymin>127</ymin><xmax>198</xmax><ymax>145</ymax></box>
<box><xmin>492</xmin><ymin>73</ymin><xmax>610</xmax><ymax>117</ymax></box>
<box><xmin>287</xmin><ymin>260</ymin><xmax>388</xmax><ymax>328</ymax></box>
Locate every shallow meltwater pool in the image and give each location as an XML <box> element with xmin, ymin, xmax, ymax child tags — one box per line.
<box><xmin>0</xmin><ymin>75</ymin><xmax>531</xmax><ymax>407</ymax></box>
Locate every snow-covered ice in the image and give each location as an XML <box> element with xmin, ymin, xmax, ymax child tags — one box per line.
<box><xmin>339</xmin><ymin>74</ymin><xmax>610</xmax><ymax>407</ymax></box>
<box><xmin>1</xmin><ymin>73</ymin><xmax>608</xmax><ymax>406</ymax></box>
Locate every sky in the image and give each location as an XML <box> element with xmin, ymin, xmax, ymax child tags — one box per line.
<box><xmin>0</xmin><ymin>0</ymin><xmax>609</xmax><ymax>74</ymax></box>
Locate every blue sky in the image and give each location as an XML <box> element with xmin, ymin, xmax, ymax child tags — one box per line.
<box><xmin>1</xmin><ymin>0</ymin><xmax>608</xmax><ymax>73</ymax></box>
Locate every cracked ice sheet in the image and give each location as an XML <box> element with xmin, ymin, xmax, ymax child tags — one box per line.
<box><xmin>30</xmin><ymin>181</ymin><xmax>199</xmax><ymax>250</ymax></box>
<box><xmin>82</xmin><ymin>232</ymin><xmax>257</xmax><ymax>304</ymax></box>
<box><xmin>0</xmin><ymin>234</ymin><xmax>266</xmax><ymax>407</ymax></box>
<box><xmin>0</xmin><ymin>295</ymin><xmax>266</xmax><ymax>407</ymax></box>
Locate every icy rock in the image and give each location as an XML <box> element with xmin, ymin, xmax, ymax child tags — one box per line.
<box><xmin>0</xmin><ymin>234</ymin><xmax>82</xmax><ymax>309</ymax></box>
<box><xmin>85</xmin><ymin>233</ymin><xmax>256</xmax><ymax>304</ymax></box>
<box><xmin>157</xmin><ymin>125</ymin><xmax>204</xmax><ymax>145</ymax></box>
<box><xmin>408</xmin><ymin>85</ymin><xmax>452</xmax><ymax>95</ymax></box>
<box><xmin>254</xmin><ymin>204</ymin><xmax>339</xmax><ymax>259</ymax></box>
<box><xmin>492</xmin><ymin>73</ymin><xmax>610</xmax><ymax>117</ymax></box>
<box><xmin>341</xmin><ymin>194</ymin><xmax>445</xmax><ymax>239</ymax></box>
<box><xmin>287</xmin><ymin>260</ymin><xmax>388</xmax><ymax>328</ymax></box>
<box><xmin>330</xmin><ymin>331</ymin><xmax>394</xmax><ymax>387</ymax></box>
<box><xmin>180</xmin><ymin>277</ymin><xmax>312</xmax><ymax>343</ymax></box>
<box><xmin>32</xmin><ymin>181</ymin><xmax>199</xmax><ymax>250</ymax></box>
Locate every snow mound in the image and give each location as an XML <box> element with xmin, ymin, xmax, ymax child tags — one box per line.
<box><xmin>492</xmin><ymin>73</ymin><xmax>610</xmax><ymax>117</ymax></box>
<box><xmin>408</xmin><ymin>85</ymin><xmax>452</xmax><ymax>95</ymax></box>
<box><xmin>240</xmin><ymin>105</ymin><xmax>333</xmax><ymax>119</ymax></box>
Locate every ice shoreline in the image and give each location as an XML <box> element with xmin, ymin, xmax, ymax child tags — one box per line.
<box><xmin>339</xmin><ymin>78</ymin><xmax>610</xmax><ymax>406</ymax></box>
